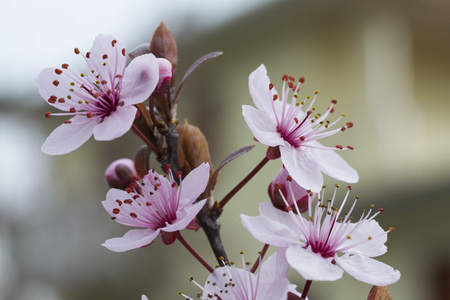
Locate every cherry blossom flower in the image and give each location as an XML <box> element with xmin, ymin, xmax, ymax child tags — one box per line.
<box><xmin>102</xmin><ymin>163</ymin><xmax>210</xmax><ymax>252</ymax></box>
<box><xmin>242</xmin><ymin>64</ymin><xmax>358</xmax><ymax>192</ymax></box>
<box><xmin>37</xmin><ymin>34</ymin><xmax>161</xmax><ymax>155</ymax></box>
<box><xmin>179</xmin><ymin>249</ymin><xmax>304</xmax><ymax>300</ymax></box>
<box><xmin>240</xmin><ymin>185</ymin><xmax>400</xmax><ymax>286</ymax></box>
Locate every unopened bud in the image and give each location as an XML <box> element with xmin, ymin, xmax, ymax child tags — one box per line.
<box><xmin>155</xmin><ymin>58</ymin><xmax>172</xmax><ymax>92</ymax></box>
<box><xmin>177</xmin><ymin>119</ymin><xmax>212</xmax><ymax>176</ymax></box>
<box><xmin>104</xmin><ymin>158</ymin><xmax>137</xmax><ymax>190</ymax></box>
<box><xmin>268</xmin><ymin>168</ymin><xmax>311</xmax><ymax>214</ymax></box>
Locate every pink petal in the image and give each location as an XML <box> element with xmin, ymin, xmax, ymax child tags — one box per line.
<box><xmin>164</xmin><ymin>199</ymin><xmax>206</xmax><ymax>232</ymax></box>
<box><xmin>102</xmin><ymin>228</ymin><xmax>159</xmax><ymax>252</ymax></box>
<box><xmin>309</xmin><ymin>140</ymin><xmax>359</xmax><ymax>183</ymax></box>
<box><xmin>240</xmin><ymin>215</ymin><xmax>300</xmax><ymax>247</ymax></box>
<box><xmin>242</xmin><ymin>105</ymin><xmax>283</xmax><ymax>146</ymax></box>
<box><xmin>178</xmin><ymin>163</ymin><xmax>210</xmax><ymax>207</ymax></box>
<box><xmin>36</xmin><ymin>68</ymin><xmax>81</xmax><ymax>111</ymax></box>
<box><xmin>141</xmin><ymin>296</ymin><xmax>148</xmax><ymax>300</ymax></box>
<box><xmin>336</xmin><ymin>254</ymin><xmax>400</xmax><ymax>285</ymax></box>
<box><xmin>286</xmin><ymin>245</ymin><xmax>344</xmax><ymax>281</ymax></box>
<box><xmin>41</xmin><ymin>115</ymin><xmax>97</xmax><ymax>155</ymax></box>
<box><xmin>259</xmin><ymin>249</ymin><xmax>290</xmax><ymax>285</ymax></box>
<box><xmin>121</xmin><ymin>53</ymin><xmax>159</xmax><ymax>105</ymax></box>
<box><xmin>93</xmin><ymin>105</ymin><xmax>137</xmax><ymax>141</ymax></box>
<box><xmin>89</xmin><ymin>34</ymin><xmax>127</xmax><ymax>89</ymax></box>
<box><xmin>280</xmin><ymin>146</ymin><xmax>323</xmax><ymax>192</ymax></box>
<box><xmin>102</xmin><ymin>189</ymin><xmax>148</xmax><ymax>227</ymax></box>
<box><xmin>262</xmin><ymin>278</ymin><xmax>290</xmax><ymax>300</ymax></box>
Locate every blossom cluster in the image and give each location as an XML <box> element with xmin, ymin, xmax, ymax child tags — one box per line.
<box><xmin>37</xmin><ymin>24</ymin><xmax>400</xmax><ymax>300</ymax></box>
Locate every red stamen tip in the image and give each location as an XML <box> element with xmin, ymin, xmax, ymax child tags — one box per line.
<box><xmin>269</xmin><ymin>83</ymin><xmax>274</xmax><ymax>90</ymax></box>
<box><xmin>52</xmin><ymin>80</ymin><xmax>59</xmax><ymax>86</ymax></box>
<box><xmin>347</xmin><ymin>146</ymin><xmax>354</xmax><ymax>150</ymax></box>
<box><xmin>112</xmin><ymin>208</ymin><xmax>120</xmax><ymax>214</ymax></box>
<box><xmin>165</xmin><ymin>164</ymin><xmax>171</xmax><ymax>173</ymax></box>
<box><xmin>74</xmin><ymin>48</ymin><xmax>80</xmax><ymax>55</ymax></box>
<box><xmin>347</xmin><ymin>185</ymin><xmax>352</xmax><ymax>190</ymax></box>
<box><xmin>45</xmin><ymin>111</ymin><xmax>52</xmax><ymax>118</ymax></box>
<box><xmin>282</xmin><ymin>74</ymin><xmax>289</xmax><ymax>81</ymax></box>
<box><xmin>122</xmin><ymin>48</ymin><xmax>126</xmax><ymax>56</ymax></box>
<box><xmin>331</xmin><ymin>99</ymin><xmax>338</xmax><ymax>104</ymax></box>
<box><xmin>273</xmin><ymin>94</ymin><xmax>278</xmax><ymax>101</ymax></box>
<box><xmin>335</xmin><ymin>145</ymin><xmax>343</xmax><ymax>150</ymax></box>
<box><xmin>112</xmin><ymin>40</ymin><xmax>117</xmax><ymax>47</ymax></box>
<box><xmin>378</xmin><ymin>208</ymin><xmax>385</xmax><ymax>213</ymax></box>
<box><xmin>86</xmin><ymin>52</ymin><xmax>90</xmax><ymax>58</ymax></box>
<box><xmin>285</xmin><ymin>206</ymin><xmax>293</xmax><ymax>212</ymax></box>
<box><xmin>346</xmin><ymin>122</ymin><xmax>354</xmax><ymax>128</ymax></box>
<box><xmin>61</xmin><ymin>63</ymin><xmax>69</xmax><ymax>69</ymax></box>
<box><xmin>299</xmin><ymin>76</ymin><xmax>305</xmax><ymax>83</ymax></box>
<box><xmin>102</xmin><ymin>54</ymin><xmax>108</xmax><ymax>60</ymax></box>
<box><xmin>55</xmin><ymin>69</ymin><xmax>62</xmax><ymax>75</ymax></box>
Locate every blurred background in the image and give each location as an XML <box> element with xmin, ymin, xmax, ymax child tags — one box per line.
<box><xmin>1</xmin><ymin>0</ymin><xmax>450</xmax><ymax>299</ymax></box>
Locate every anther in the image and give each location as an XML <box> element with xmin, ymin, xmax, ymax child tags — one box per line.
<box><xmin>335</xmin><ymin>145</ymin><xmax>343</xmax><ymax>150</ymax></box>
<box><xmin>115</xmin><ymin>200</ymin><xmax>122</xmax><ymax>206</ymax></box>
<box><xmin>86</xmin><ymin>112</ymin><xmax>93</xmax><ymax>118</ymax></box>
<box><xmin>74</xmin><ymin>48</ymin><xmax>80</xmax><ymax>55</ymax></box>
<box><xmin>45</xmin><ymin>111</ymin><xmax>52</xmax><ymax>118</ymax></box>
<box><xmin>55</xmin><ymin>69</ymin><xmax>62</xmax><ymax>75</ymax></box>
<box><xmin>282</xmin><ymin>74</ymin><xmax>288</xmax><ymax>81</ymax></box>
<box><xmin>289</xmin><ymin>76</ymin><xmax>295</xmax><ymax>81</ymax></box>
<box><xmin>102</xmin><ymin>54</ymin><xmax>108</xmax><ymax>59</ymax></box>
<box><xmin>378</xmin><ymin>208</ymin><xmax>385</xmax><ymax>213</ymax></box>
<box><xmin>299</xmin><ymin>76</ymin><xmax>305</xmax><ymax>83</ymax></box>
<box><xmin>347</xmin><ymin>146</ymin><xmax>354</xmax><ymax>150</ymax></box>
<box><xmin>130</xmin><ymin>212</ymin><xmax>137</xmax><ymax>218</ymax></box>
<box><xmin>124</xmin><ymin>199</ymin><xmax>132</xmax><ymax>205</ymax></box>
<box><xmin>48</xmin><ymin>96</ymin><xmax>57</xmax><ymax>103</ymax></box>
<box><xmin>86</xmin><ymin>52</ymin><xmax>90</xmax><ymax>58</ymax></box>
<box><xmin>341</xmin><ymin>126</ymin><xmax>346</xmax><ymax>131</ymax></box>
<box><xmin>52</xmin><ymin>80</ymin><xmax>59</xmax><ymax>86</ymax></box>
<box><xmin>347</xmin><ymin>185</ymin><xmax>352</xmax><ymax>190</ymax></box>
<box><xmin>331</xmin><ymin>99</ymin><xmax>337</xmax><ymax>104</ymax></box>
<box><xmin>300</xmin><ymin>136</ymin><xmax>306</xmax><ymax>141</ymax></box>
<box><xmin>112</xmin><ymin>40</ymin><xmax>117</xmax><ymax>47</ymax></box>
<box><xmin>335</xmin><ymin>184</ymin><xmax>340</xmax><ymax>188</ymax></box>
<box><xmin>346</xmin><ymin>122</ymin><xmax>354</xmax><ymax>128</ymax></box>
<box><xmin>122</xmin><ymin>48</ymin><xmax>126</xmax><ymax>56</ymax></box>
<box><xmin>288</xmin><ymin>82</ymin><xmax>293</xmax><ymax>89</ymax></box>
<box><xmin>62</xmin><ymin>63</ymin><xmax>69</xmax><ymax>69</ymax></box>
<box><xmin>314</xmin><ymin>90</ymin><xmax>319</xmax><ymax>94</ymax></box>
<box><xmin>274</xmin><ymin>183</ymin><xmax>282</xmax><ymax>190</ymax></box>
<box><xmin>58</xmin><ymin>98</ymin><xmax>65</xmax><ymax>103</ymax></box>
<box><xmin>273</xmin><ymin>94</ymin><xmax>278</xmax><ymax>101</ymax></box>
<box><xmin>112</xmin><ymin>208</ymin><xmax>120</xmax><ymax>214</ymax></box>
<box><xmin>389</xmin><ymin>227</ymin><xmax>395</xmax><ymax>232</ymax></box>
<box><xmin>269</xmin><ymin>83</ymin><xmax>274</xmax><ymax>90</ymax></box>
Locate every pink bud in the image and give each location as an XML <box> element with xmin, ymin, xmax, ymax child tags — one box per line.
<box><xmin>268</xmin><ymin>168</ymin><xmax>312</xmax><ymax>214</ymax></box>
<box><xmin>104</xmin><ymin>158</ymin><xmax>138</xmax><ymax>190</ymax></box>
<box><xmin>155</xmin><ymin>58</ymin><xmax>172</xmax><ymax>92</ymax></box>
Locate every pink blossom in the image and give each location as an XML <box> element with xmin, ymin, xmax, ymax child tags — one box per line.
<box><xmin>242</xmin><ymin>65</ymin><xmax>358</xmax><ymax>192</ymax></box>
<box><xmin>241</xmin><ymin>185</ymin><xmax>400</xmax><ymax>286</ymax></box>
<box><xmin>102</xmin><ymin>163</ymin><xmax>210</xmax><ymax>252</ymax></box>
<box><xmin>37</xmin><ymin>34</ymin><xmax>161</xmax><ymax>155</ymax></box>
<box><xmin>104</xmin><ymin>158</ymin><xmax>138</xmax><ymax>189</ymax></box>
<box><xmin>180</xmin><ymin>249</ymin><xmax>303</xmax><ymax>300</ymax></box>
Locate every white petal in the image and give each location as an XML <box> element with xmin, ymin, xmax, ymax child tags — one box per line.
<box><xmin>102</xmin><ymin>228</ymin><xmax>159</xmax><ymax>252</ymax></box>
<box><xmin>309</xmin><ymin>141</ymin><xmax>359</xmax><ymax>183</ymax></box>
<box><xmin>280</xmin><ymin>146</ymin><xmax>323</xmax><ymax>192</ymax></box>
<box><xmin>178</xmin><ymin>163</ymin><xmax>210</xmax><ymax>206</ymax></box>
<box><xmin>41</xmin><ymin>115</ymin><xmax>97</xmax><ymax>155</ymax></box>
<box><xmin>286</xmin><ymin>245</ymin><xmax>344</xmax><ymax>281</ymax></box>
<box><xmin>93</xmin><ymin>105</ymin><xmax>136</xmax><ymax>141</ymax></box>
<box><xmin>248</xmin><ymin>64</ymin><xmax>275</xmax><ymax>113</ymax></box>
<box><xmin>240</xmin><ymin>215</ymin><xmax>300</xmax><ymax>247</ymax></box>
<box><xmin>121</xmin><ymin>53</ymin><xmax>159</xmax><ymax>105</ymax></box>
<box><xmin>339</xmin><ymin>220</ymin><xmax>387</xmax><ymax>257</ymax></box>
<box><xmin>259</xmin><ymin>202</ymin><xmax>304</xmax><ymax>232</ymax></box>
<box><xmin>242</xmin><ymin>105</ymin><xmax>282</xmax><ymax>146</ymax></box>
<box><xmin>337</xmin><ymin>254</ymin><xmax>401</xmax><ymax>285</ymax></box>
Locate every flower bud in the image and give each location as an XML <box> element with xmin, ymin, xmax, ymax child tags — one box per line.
<box><xmin>177</xmin><ymin>119</ymin><xmax>212</xmax><ymax>176</ymax></box>
<box><xmin>155</xmin><ymin>58</ymin><xmax>172</xmax><ymax>92</ymax></box>
<box><xmin>104</xmin><ymin>158</ymin><xmax>138</xmax><ymax>190</ymax></box>
<box><xmin>268</xmin><ymin>167</ymin><xmax>311</xmax><ymax>213</ymax></box>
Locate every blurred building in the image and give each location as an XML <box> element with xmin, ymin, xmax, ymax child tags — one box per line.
<box><xmin>1</xmin><ymin>0</ymin><xmax>449</xmax><ymax>299</ymax></box>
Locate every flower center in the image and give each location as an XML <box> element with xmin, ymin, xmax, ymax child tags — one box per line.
<box><xmin>45</xmin><ymin>39</ymin><xmax>127</xmax><ymax>124</ymax></box>
<box><xmin>270</xmin><ymin>75</ymin><xmax>354</xmax><ymax>151</ymax></box>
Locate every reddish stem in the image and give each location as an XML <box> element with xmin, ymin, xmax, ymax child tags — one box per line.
<box><xmin>219</xmin><ymin>156</ymin><xmax>269</xmax><ymax>208</ymax></box>
<box><xmin>301</xmin><ymin>280</ymin><xmax>313</xmax><ymax>299</ymax></box>
<box><xmin>177</xmin><ymin>232</ymin><xmax>214</xmax><ymax>273</ymax></box>
<box><xmin>131</xmin><ymin>124</ymin><xmax>160</xmax><ymax>155</ymax></box>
